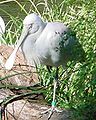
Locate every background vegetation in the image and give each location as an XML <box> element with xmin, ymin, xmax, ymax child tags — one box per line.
<box><xmin>0</xmin><ymin>0</ymin><xmax>96</xmax><ymax>119</ymax></box>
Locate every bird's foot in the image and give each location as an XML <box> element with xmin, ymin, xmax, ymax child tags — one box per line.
<box><xmin>41</xmin><ymin>106</ymin><xmax>62</xmax><ymax>120</ymax></box>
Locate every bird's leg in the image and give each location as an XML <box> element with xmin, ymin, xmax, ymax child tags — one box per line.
<box><xmin>51</xmin><ymin>67</ymin><xmax>58</xmax><ymax>110</ymax></box>
<box><xmin>41</xmin><ymin>68</ymin><xmax>62</xmax><ymax>119</ymax></box>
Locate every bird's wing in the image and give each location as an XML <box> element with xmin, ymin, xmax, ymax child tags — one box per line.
<box><xmin>35</xmin><ymin>22</ymin><xmax>69</xmax><ymax>54</ymax></box>
<box><xmin>34</xmin><ymin>23</ymin><xmax>65</xmax><ymax>63</ymax></box>
<box><xmin>35</xmin><ymin>22</ymin><xmax>76</xmax><ymax>66</ymax></box>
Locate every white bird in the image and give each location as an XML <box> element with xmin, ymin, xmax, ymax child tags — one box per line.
<box><xmin>0</xmin><ymin>16</ymin><xmax>5</xmax><ymax>34</ymax></box>
<box><xmin>0</xmin><ymin>16</ymin><xmax>5</xmax><ymax>45</ymax></box>
<box><xmin>5</xmin><ymin>13</ymin><xmax>76</xmax><ymax>119</ymax></box>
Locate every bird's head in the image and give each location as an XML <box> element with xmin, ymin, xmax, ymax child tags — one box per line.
<box><xmin>23</xmin><ymin>13</ymin><xmax>43</xmax><ymax>25</ymax></box>
<box><xmin>16</xmin><ymin>13</ymin><xmax>45</xmax><ymax>47</ymax></box>
<box><xmin>5</xmin><ymin>13</ymin><xmax>45</xmax><ymax>70</ymax></box>
<box><xmin>17</xmin><ymin>13</ymin><xmax>45</xmax><ymax>47</ymax></box>
<box><xmin>22</xmin><ymin>13</ymin><xmax>44</xmax><ymax>35</ymax></box>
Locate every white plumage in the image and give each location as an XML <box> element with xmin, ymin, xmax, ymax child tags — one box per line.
<box><xmin>0</xmin><ymin>16</ymin><xmax>5</xmax><ymax>45</ymax></box>
<box><xmin>0</xmin><ymin>16</ymin><xmax>5</xmax><ymax>34</ymax></box>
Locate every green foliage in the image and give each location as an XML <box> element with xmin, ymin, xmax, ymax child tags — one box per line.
<box><xmin>0</xmin><ymin>0</ymin><xmax>96</xmax><ymax>119</ymax></box>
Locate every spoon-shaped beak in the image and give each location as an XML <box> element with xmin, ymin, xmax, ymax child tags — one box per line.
<box><xmin>5</xmin><ymin>26</ymin><xmax>29</xmax><ymax>70</ymax></box>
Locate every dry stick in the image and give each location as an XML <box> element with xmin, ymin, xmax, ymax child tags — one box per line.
<box><xmin>0</xmin><ymin>90</ymin><xmax>46</xmax><ymax>108</ymax></box>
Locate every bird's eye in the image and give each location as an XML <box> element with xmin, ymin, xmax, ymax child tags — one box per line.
<box><xmin>29</xmin><ymin>24</ymin><xmax>33</xmax><ymax>29</ymax></box>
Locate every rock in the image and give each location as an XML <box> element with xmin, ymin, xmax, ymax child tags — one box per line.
<box><xmin>40</xmin><ymin>109</ymin><xmax>71</xmax><ymax>120</ymax></box>
<box><xmin>0</xmin><ymin>89</ymin><xmax>71</xmax><ymax>120</ymax></box>
<box><xmin>0</xmin><ymin>45</ymin><xmax>39</xmax><ymax>86</ymax></box>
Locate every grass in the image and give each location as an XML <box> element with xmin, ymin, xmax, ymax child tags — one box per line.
<box><xmin>0</xmin><ymin>0</ymin><xmax>96</xmax><ymax>119</ymax></box>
